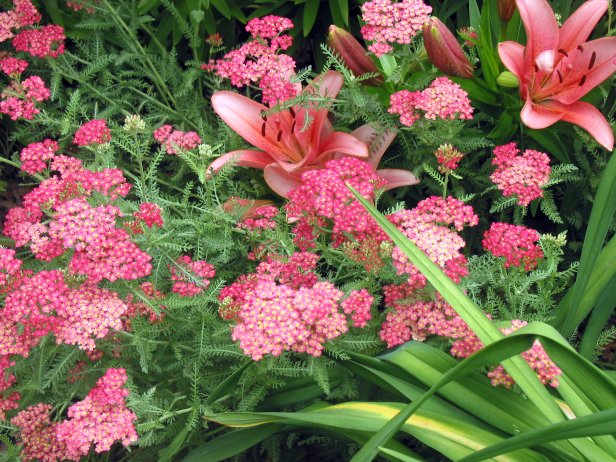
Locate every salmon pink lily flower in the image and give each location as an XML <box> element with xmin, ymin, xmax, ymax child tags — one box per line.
<box><xmin>498</xmin><ymin>0</ymin><xmax>616</xmax><ymax>150</ymax></box>
<box><xmin>209</xmin><ymin>71</ymin><xmax>418</xmax><ymax>196</ymax></box>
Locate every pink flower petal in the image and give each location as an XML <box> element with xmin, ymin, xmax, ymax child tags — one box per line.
<box><xmin>345</xmin><ymin>125</ymin><xmax>397</xmax><ymax>168</ymax></box>
<box><xmin>207</xmin><ymin>150</ymin><xmax>274</xmax><ymax>174</ymax></box>
<box><xmin>211</xmin><ymin>91</ymin><xmax>287</xmax><ymax>160</ymax></box>
<box><xmin>515</xmin><ymin>0</ymin><xmax>559</xmax><ymax>69</ymax></box>
<box><xmin>498</xmin><ymin>41</ymin><xmax>527</xmax><ymax>82</ymax></box>
<box><xmin>520</xmin><ymin>98</ymin><xmax>564</xmax><ymax>129</ymax></box>
<box><xmin>319</xmin><ymin>131</ymin><xmax>369</xmax><ymax>160</ymax></box>
<box><xmin>377</xmin><ymin>168</ymin><xmax>420</xmax><ymax>190</ymax></box>
<box><xmin>555</xmin><ymin>100</ymin><xmax>614</xmax><ymax>151</ymax></box>
<box><xmin>263</xmin><ymin>164</ymin><xmax>304</xmax><ymax>197</ymax></box>
<box><xmin>559</xmin><ymin>0</ymin><xmax>609</xmax><ymax>53</ymax></box>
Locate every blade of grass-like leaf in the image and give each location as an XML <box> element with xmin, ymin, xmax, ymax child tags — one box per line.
<box><xmin>578</xmin><ymin>274</ymin><xmax>616</xmax><ymax>359</ymax></box>
<box><xmin>557</xmin><ymin>152</ymin><xmax>616</xmax><ymax>336</ymax></box>
<box><xmin>457</xmin><ymin>408</ymin><xmax>616</xmax><ymax>462</ymax></box>
<box><xmin>205</xmin><ymin>360</ymin><xmax>251</xmax><ymax>405</ymax></box>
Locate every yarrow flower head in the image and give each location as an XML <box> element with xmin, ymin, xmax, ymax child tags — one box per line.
<box><xmin>490</xmin><ymin>142</ymin><xmax>551</xmax><ymax>206</ymax></box>
<box><xmin>73</xmin><ymin>119</ymin><xmax>111</xmax><ymax>146</ymax></box>
<box><xmin>1</xmin><ymin>74</ymin><xmax>50</xmax><ymax>120</ymax></box>
<box><xmin>153</xmin><ymin>124</ymin><xmax>202</xmax><ymax>154</ymax></box>
<box><xmin>286</xmin><ymin>157</ymin><xmax>387</xmax><ymax>248</ymax></box>
<box><xmin>19</xmin><ymin>139</ymin><xmax>59</xmax><ymax>174</ymax></box>
<box><xmin>0</xmin><ymin>56</ymin><xmax>28</xmax><ymax>76</ymax></box>
<box><xmin>434</xmin><ymin>144</ymin><xmax>464</xmax><ymax>173</ymax></box>
<box><xmin>169</xmin><ymin>255</ymin><xmax>216</xmax><ymax>297</ymax></box>
<box><xmin>360</xmin><ymin>0</ymin><xmax>432</xmax><ymax>57</ymax></box>
<box><xmin>0</xmin><ymin>0</ymin><xmax>41</xmax><ymax>43</ymax></box>
<box><xmin>483</xmin><ymin>222</ymin><xmax>544</xmax><ymax>271</ymax></box>
<box><xmin>389</xmin><ymin>77</ymin><xmax>473</xmax><ymax>126</ymax></box>
<box><xmin>55</xmin><ymin>368</ymin><xmax>138</xmax><ymax>458</ymax></box>
<box><xmin>132</xmin><ymin>203</ymin><xmax>164</xmax><ymax>229</ymax></box>
<box><xmin>12</xmin><ymin>24</ymin><xmax>66</xmax><ymax>58</ymax></box>
<box><xmin>204</xmin><ymin>16</ymin><xmax>297</xmax><ymax>105</ymax></box>
<box><xmin>389</xmin><ymin>196</ymin><xmax>478</xmax><ymax>288</ymax></box>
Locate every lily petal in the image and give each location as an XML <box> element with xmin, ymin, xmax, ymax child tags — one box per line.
<box><xmin>319</xmin><ymin>131</ymin><xmax>369</xmax><ymax>160</ymax></box>
<box><xmin>294</xmin><ymin>71</ymin><xmax>344</xmax><ymax>162</ymax></box>
<box><xmin>346</xmin><ymin>125</ymin><xmax>397</xmax><ymax>168</ymax></box>
<box><xmin>515</xmin><ymin>0</ymin><xmax>559</xmax><ymax>68</ymax></box>
<box><xmin>559</xmin><ymin>0</ymin><xmax>609</xmax><ymax>53</ymax></box>
<box><xmin>377</xmin><ymin>169</ymin><xmax>420</xmax><ymax>191</ymax></box>
<box><xmin>553</xmin><ymin>100</ymin><xmax>614</xmax><ymax>151</ymax></box>
<box><xmin>549</xmin><ymin>37</ymin><xmax>616</xmax><ymax>105</ymax></box>
<box><xmin>207</xmin><ymin>150</ymin><xmax>274</xmax><ymax>174</ymax></box>
<box><xmin>520</xmin><ymin>98</ymin><xmax>564</xmax><ymax>129</ymax></box>
<box><xmin>212</xmin><ymin>91</ymin><xmax>287</xmax><ymax>160</ymax></box>
<box><xmin>498</xmin><ymin>41</ymin><xmax>527</xmax><ymax>82</ymax></box>
<box><xmin>263</xmin><ymin>164</ymin><xmax>304</xmax><ymax>198</ymax></box>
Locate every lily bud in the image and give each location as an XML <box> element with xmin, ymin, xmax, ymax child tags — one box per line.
<box><xmin>423</xmin><ymin>18</ymin><xmax>474</xmax><ymax>78</ymax></box>
<box><xmin>327</xmin><ymin>25</ymin><xmax>383</xmax><ymax>85</ymax></box>
<box><xmin>497</xmin><ymin>0</ymin><xmax>516</xmax><ymax>22</ymax></box>
<box><xmin>497</xmin><ymin>71</ymin><xmax>519</xmax><ymax>88</ymax></box>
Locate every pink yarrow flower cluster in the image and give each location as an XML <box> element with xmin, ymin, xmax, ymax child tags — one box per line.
<box><xmin>435</xmin><ymin>144</ymin><xmax>464</xmax><ymax>173</ymax></box>
<box><xmin>12</xmin><ymin>369</ymin><xmax>137</xmax><ymax>461</ymax></box>
<box><xmin>389</xmin><ymin>77</ymin><xmax>473</xmax><ymax>126</ymax></box>
<box><xmin>0</xmin><ymin>356</ymin><xmax>19</xmax><ymax>420</ymax></box>
<box><xmin>238</xmin><ymin>205</ymin><xmax>279</xmax><ymax>231</ymax></box>
<box><xmin>1</xmin><ymin>74</ymin><xmax>50</xmax><ymax>120</ymax></box>
<box><xmin>389</xmin><ymin>196</ymin><xmax>478</xmax><ymax>288</ymax></box>
<box><xmin>12</xmin><ymin>24</ymin><xmax>65</xmax><ymax>58</ymax></box>
<box><xmin>170</xmin><ymin>255</ymin><xmax>216</xmax><ymax>297</ymax></box>
<box><xmin>0</xmin><ymin>0</ymin><xmax>41</xmax><ymax>43</ymax></box>
<box><xmin>0</xmin><ymin>56</ymin><xmax>28</xmax><ymax>76</ymax></box>
<box><xmin>286</xmin><ymin>157</ymin><xmax>387</xmax><ymax>249</ymax></box>
<box><xmin>56</xmin><ymin>368</ymin><xmax>138</xmax><ymax>457</ymax></box>
<box><xmin>452</xmin><ymin>320</ymin><xmax>562</xmax><ymax>387</ymax></box>
<box><xmin>483</xmin><ymin>222</ymin><xmax>544</xmax><ymax>271</ymax></box>
<box><xmin>219</xmin><ymin>252</ymin><xmax>372</xmax><ymax>359</ymax></box>
<box><xmin>204</xmin><ymin>16</ymin><xmax>298</xmax><ymax>106</ymax></box>
<box><xmin>361</xmin><ymin>0</ymin><xmax>432</xmax><ymax>57</ymax></box>
<box><xmin>490</xmin><ymin>142</ymin><xmax>551</xmax><ymax>206</ymax></box>
<box><xmin>19</xmin><ymin>138</ymin><xmax>59</xmax><ymax>174</ymax></box>
<box><xmin>73</xmin><ymin>119</ymin><xmax>111</xmax><ymax>146</ymax></box>
<box><xmin>153</xmin><ymin>124</ymin><xmax>202</xmax><ymax>154</ymax></box>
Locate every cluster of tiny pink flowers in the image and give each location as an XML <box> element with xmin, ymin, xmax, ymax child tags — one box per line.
<box><xmin>170</xmin><ymin>255</ymin><xmax>216</xmax><ymax>297</ymax></box>
<box><xmin>1</xmin><ymin>75</ymin><xmax>50</xmax><ymax>120</ymax></box>
<box><xmin>0</xmin><ymin>0</ymin><xmax>41</xmax><ymax>43</ymax></box>
<box><xmin>153</xmin><ymin>124</ymin><xmax>202</xmax><ymax>154</ymax></box>
<box><xmin>123</xmin><ymin>282</ymin><xmax>166</xmax><ymax>329</ymax></box>
<box><xmin>12</xmin><ymin>24</ymin><xmax>65</xmax><ymax>58</ymax></box>
<box><xmin>490</xmin><ymin>142</ymin><xmax>551</xmax><ymax>206</ymax></box>
<box><xmin>482</xmin><ymin>222</ymin><xmax>544</xmax><ymax>271</ymax></box>
<box><xmin>11</xmin><ymin>404</ymin><xmax>74</xmax><ymax>462</ymax></box>
<box><xmin>380</xmin><ymin>293</ymin><xmax>468</xmax><ymax>348</ymax></box>
<box><xmin>341</xmin><ymin>289</ymin><xmax>374</xmax><ymax>328</ymax></box>
<box><xmin>0</xmin><ymin>247</ymin><xmax>22</xmax><ymax>288</ymax></box>
<box><xmin>389</xmin><ymin>196</ymin><xmax>478</xmax><ymax>287</ymax></box>
<box><xmin>238</xmin><ymin>205</ymin><xmax>279</xmax><ymax>231</ymax></box>
<box><xmin>127</xmin><ymin>202</ymin><xmax>164</xmax><ymax>233</ymax></box>
<box><xmin>219</xmin><ymin>252</ymin><xmax>376</xmax><ymax>359</ymax></box>
<box><xmin>435</xmin><ymin>144</ymin><xmax>464</xmax><ymax>172</ymax></box>
<box><xmin>73</xmin><ymin>119</ymin><xmax>111</xmax><ymax>146</ymax></box>
<box><xmin>19</xmin><ymin>138</ymin><xmax>59</xmax><ymax>174</ymax></box>
<box><xmin>0</xmin><ymin>356</ymin><xmax>19</xmax><ymax>420</ymax></box>
<box><xmin>55</xmin><ymin>368</ymin><xmax>138</xmax><ymax>457</ymax></box>
<box><xmin>0</xmin><ymin>56</ymin><xmax>28</xmax><ymax>76</ymax></box>
<box><xmin>389</xmin><ymin>77</ymin><xmax>473</xmax><ymax>126</ymax></box>
<box><xmin>286</xmin><ymin>157</ymin><xmax>387</xmax><ymax>248</ymax></box>
<box><xmin>204</xmin><ymin>16</ymin><xmax>297</xmax><ymax>104</ymax></box>
<box><xmin>360</xmin><ymin>0</ymin><xmax>432</xmax><ymax>56</ymax></box>
<box><xmin>231</xmin><ymin>279</ymin><xmax>348</xmax><ymax>360</ymax></box>
<box><xmin>452</xmin><ymin>320</ymin><xmax>562</xmax><ymax>387</ymax></box>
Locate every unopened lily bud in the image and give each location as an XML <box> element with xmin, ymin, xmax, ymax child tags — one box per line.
<box><xmin>423</xmin><ymin>18</ymin><xmax>474</xmax><ymax>78</ymax></box>
<box><xmin>497</xmin><ymin>71</ymin><xmax>519</xmax><ymax>88</ymax></box>
<box><xmin>327</xmin><ymin>25</ymin><xmax>383</xmax><ymax>85</ymax></box>
<box><xmin>497</xmin><ymin>0</ymin><xmax>516</xmax><ymax>22</ymax></box>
